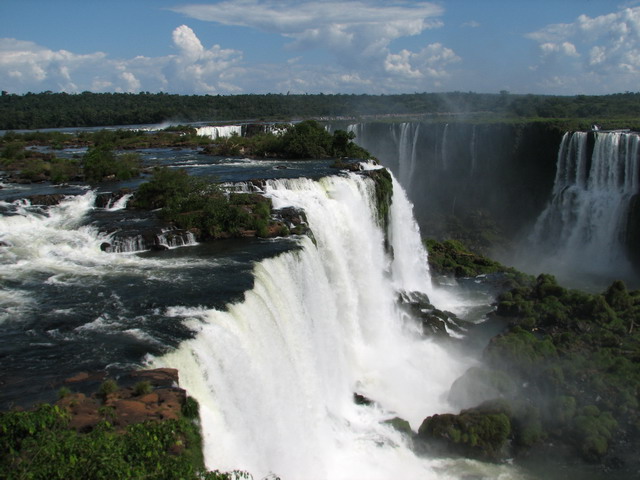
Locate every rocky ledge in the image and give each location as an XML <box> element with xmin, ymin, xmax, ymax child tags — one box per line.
<box><xmin>56</xmin><ymin>368</ymin><xmax>187</xmax><ymax>433</ymax></box>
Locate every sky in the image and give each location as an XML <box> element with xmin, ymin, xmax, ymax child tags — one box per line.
<box><xmin>1</xmin><ymin>0</ymin><xmax>640</xmax><ymax>96</ymax></box>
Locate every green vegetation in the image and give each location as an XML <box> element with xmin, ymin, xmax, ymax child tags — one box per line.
<box><xmin>82</xmin><ymin>146</ymin><xmax>141</xmax><ymax>183</ymax></box>
<box><xmin>97</xmin><ymin>379</ymin><xmax>119</xmax><ymax>400</ymax></box>
<box><xmin>0</xmin><ymin>140</ymin><xmax>81</xmax><ymax>183</ymax></box>
<box><xmin>0</xmin><ymin>130</ymin><xmax>153</xmax><ymax>184</ymax></box>
<box><xmin>366</xmin><ymin>168</ymin><xmax>393</xmax><ymax>228</ymax></box>
<box><xmin>0</xmin><ymin>121</ymin><xmax>370</xmax><ymax>185</ymax></box>
<box><xmin>132</xmin><ymin>167</ymin><xmax>278</xmax><ymax>239</ymax></box>
<box><xmin>418</xmin><ymin>404</ymin><xmax>511</xmax><ymax>461</ymax></box>
<box><xmin>0</xmin><ymin>403</ymin><xmax>250</xmax><ymax>480</ymax></box>
<box><xmin>3</xmin><ymin>91</ymin><xmax>640</xmax><ymax>130</ymax></box>
<box><xmin>132</xmin><ymin>381</ymin><xmax>153</xmax><ymax>397</ymax></box>
<box><xmin>425</xmin><ymin>238</ymin><xmax>528</xmax><ymax>280</ymax></box>
<box><xmin>203</xmin><ymin>120</ymin><xmax>371</xmax><ymax>160</ymax></box>
<box><xmin>420</xmin><ymin>239</ymin><xmax>640</xmax><ymax>466</ymax></box>
<box><xmin>471</xmin><ymin>274</ymin><xmax>640</xmax><ymax>462</ymax></box>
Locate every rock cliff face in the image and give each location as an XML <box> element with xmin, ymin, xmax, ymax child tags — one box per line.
<box><xmin>347</xmin><ymin>121</ymin><xmax>564</xmax><ymax>239</ymax></box>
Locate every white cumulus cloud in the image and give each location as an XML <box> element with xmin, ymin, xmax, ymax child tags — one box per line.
<box><xmin>171</xmin><ymin>0</ymin><xmax>457</xmax><ymax>88</ymax></box>
<box><xmin>0</xmin><ymin>26</ymin><xmax>243</xmax><ymax>94</ymax></box>
<box><xmin>385</xmin><ymin>44</ymin><xmax>460</xmax><ymax>79</ymax></box>
<box><xmin>526</xmin><ymin>6</ymin><xmax>640</xmax><ymax>92</ymax></box>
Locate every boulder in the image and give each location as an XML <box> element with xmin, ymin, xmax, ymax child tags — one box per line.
<box><xmin>25</xmin><ymin>193</ymin><xmax>67</xmax><ymax>206</ymax></box>
<box><xmin>94</xmin><ymin>189</ymin><xmax>132</xmax><ymax>209</ymax></box>
<box><xmin>397</xmin><ymin>290</ymin><xmax>468</xmax><ymax>337</ymax></box>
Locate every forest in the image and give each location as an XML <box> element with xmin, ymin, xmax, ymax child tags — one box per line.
<box><xmin>1</xmin><ymin>90</ymin><xmax>640</xmax><ymax>130</ymax></box>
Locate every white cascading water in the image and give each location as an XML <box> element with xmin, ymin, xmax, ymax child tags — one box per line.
<box><xmin>196</xmin><ymin>125</ymin><xmax>243</xmax><ymax>139</ymax></box>
<box><xmin>0</xmin><ymin>192</ymin><xmax>199</xmax><ymax>285</ymax></box>
<box><xmin>348</xmin><ymin>123</ymin><xmax>422</xmax><ymax>192</ymax></box>
<box><xmin>156</xmin><ymin>229</ymin><xmax>197</xmax><ymax>249</ymax></box>
<box><xmin>153</xmin><ymin>172</ymin><xmax>525</xmax><ymax>480</ymax></box>
<box><xmin>528</xmin><ymin>131</ymin><xmax>639</xmax><ymax>279</ymax></box>
<box><xmin>105</xmin><ymin>193</ymin><xmax>133</xmax><ymax>211</ymax></box>
<box><xmin>0</xmin><ymin>192</ymin><xmax>109</xmax><ymax>280</ymax></box>
<box><xmin>396</xmin><ymin>123</ymin><xmax>421</xmax><ymax>190</ymax></box>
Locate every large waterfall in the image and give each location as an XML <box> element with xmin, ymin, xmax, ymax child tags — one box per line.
<box><xmin>525</xmin><ymin>130</ymin><xmax>640</xmax><ymax>284</ymax></box>
<box><xmin>152</xmin><ymin>172</ymin><xmax>521</xmax><ymax>480</ymax></box>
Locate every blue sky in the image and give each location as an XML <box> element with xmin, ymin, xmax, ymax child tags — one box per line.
<box><xmin>1</xmin><ymin>1</ymin><xmax>639</xmax><ymax>95</ymax></box>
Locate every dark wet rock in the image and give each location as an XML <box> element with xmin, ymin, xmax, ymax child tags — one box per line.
<box><xmin>397</xmin><ymin>290</ymin><xmax>468</xmax><ymax>337</ymax></box>
<box><xmin>25</xmin><ymin>193</ymin><xmax>67</xmax><ymax>206</ymax></box>
<box><xmin>247</xmin><ymin>178</ymin><xmax>267</xmax><ymax>190</ymax></box>
<box><xmin>129</xmin><ymin>368</ymin><xmax>179</xmax><ymax>387</ymax></box>
<box><xmin>331</xmin><ymin>158</ymin><xmax>362</xmax><ymax>171</ymax></box>
<box><xmin>274</xmin><ymin>206</ymin><xmax>310</xmax><ymax>235</ymax></box>
<box><xmin>94</xmin><ymin>189</ymin><xmax>132</xmax><ymax>209</ymax></box>
<box><xmin>354</xmin><ymin>393</ymin><xmax>374</xmax><ymax>406</ymax></box>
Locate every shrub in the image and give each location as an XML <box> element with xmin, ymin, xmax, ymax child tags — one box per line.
<box><xmin>133</xmin><ymin>380</ymin><xmax>153</xmax><ymax>396</ymax></box>
<box><xmin>57</xmin><ymin>387</ymin><xmax>72</xmax><ymax>400</ymax></box>
<box><xmin>21</xmin><ymin>157</ymin><xmax>48</xmax><ymax>181</ymax></box>
<box><xmin>418</xmin><ymin>410</ymin><xmax>511</xmax><ymax>461</ymax></box>
<box><xmin>182</xmin><ymin>396</ymin><xmax>200</xmax><ymax>420</ymax></box>
<box><xmin>133</xmin><ymin>167</ymin><xmax>278</xmax><ymax>240</ymax></box>
<box><xmin>50</xmin><ymin>157</ymin><xmax>80</xmax><ymax>183</ymax></box>
<box><xmin>98</xmin><ymin>379</ymin><xmax>118</xmax><ymax>400</ymax></box>
<box><xmin>82</xmin><ymin>145</ymin><xmax>141</xmax><ymax>183</ymax></box>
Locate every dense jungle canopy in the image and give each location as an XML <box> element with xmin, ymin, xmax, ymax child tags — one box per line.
<box><xmin>1</xmin><ymin>90</ymin><xmax>640</xmax><ymax>130</ymax></box>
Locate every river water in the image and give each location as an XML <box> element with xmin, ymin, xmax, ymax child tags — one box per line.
<box><xmin>1</xmin><ymin>142</ymin><xmax>540</xmax><ymax>479</ymax></box>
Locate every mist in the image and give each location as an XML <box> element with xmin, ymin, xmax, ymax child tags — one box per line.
<box><xmin>344</xmin><ymin>120</ymin><xmax>640</xmax><ymax>290</ymax></box>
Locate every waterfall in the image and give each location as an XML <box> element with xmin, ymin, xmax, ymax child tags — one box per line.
<box><xmin>103</xmin><ymin>193</ymin><xmax>133</xmax><ymax>211</ymax></box>
<box><xmin>397</xmin><ymin>123</ymin><xmax>421</xmax><ymax>190</ymax></box>
<box><xmin>196</xmin><ymin>125</ymin><xmax>244</xmax><ymax>139</ymax></box>
<box><xmin>156</xmin><ymin>229</ymin><xmax>197</xmax><ymax>249</ymax></box>
<box><xmin>109</xmin><ymin>234</ymin><xmax>148</xmax><ymax>253</ymax></box>
<box><xmin>152</xmin><ymin>172</ymin><xmax>519</xmax><ymax>480</ymax></box>
<box><xmin>440</xmin><ymin>123</ymin><xmax>449</xmax><ymax>170</ymax></box>
<box><xmin>527</xmin><ymin>131</ymin><xmax>640</xmax><ymax>281</ymax></box>
<box><xmin>108</xmin><ymin>229</ymin><xmax>197</xmax><ymax>253</ymax></box>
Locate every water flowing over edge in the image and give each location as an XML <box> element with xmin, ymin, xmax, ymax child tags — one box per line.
<box><xmin>526</xmin><ymin>130</ymin><xmax>639</xmax><ymax>283</ymax></box>
<box><xmin>150</xmin><ymin>171</ymin><xmax>526</xmax><ymax>480</ymax></box>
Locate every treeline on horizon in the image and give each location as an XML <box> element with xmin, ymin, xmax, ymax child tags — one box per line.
<box><xmin>1</xmin><ymin>90</ymin><xmax>640</xmax><ymax>130</ymax></box>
